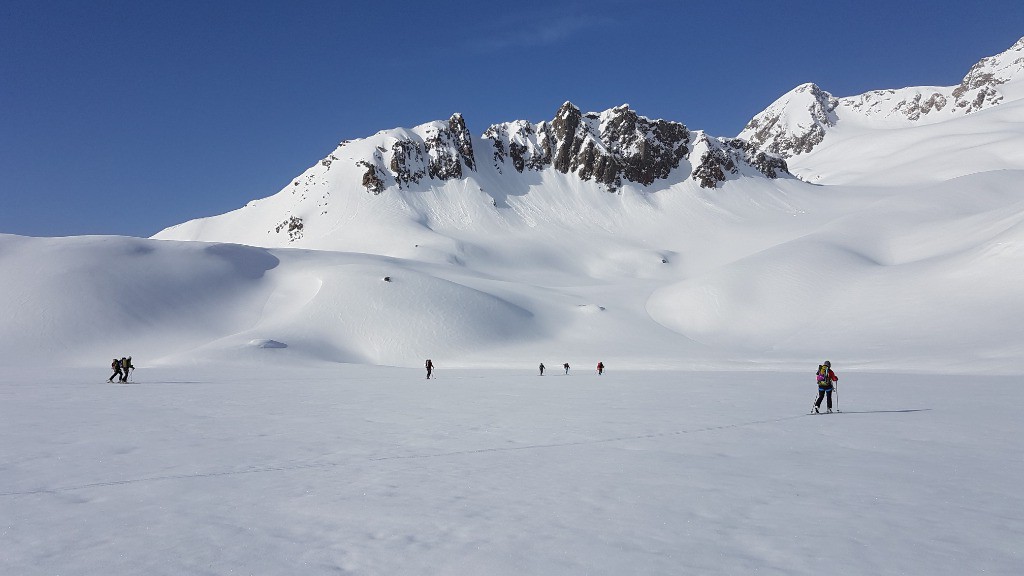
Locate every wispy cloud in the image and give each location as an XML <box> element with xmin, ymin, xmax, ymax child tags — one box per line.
<box><xmin>472</xmin><ymin>13</ymin><xmax>617</xmax><ymax>52</ymax></box>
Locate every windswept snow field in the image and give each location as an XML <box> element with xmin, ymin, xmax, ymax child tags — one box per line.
<box><xmin>2</xmin><ymin>364</ymin><xmax>1021</xmax><ymax>576</ymax></box>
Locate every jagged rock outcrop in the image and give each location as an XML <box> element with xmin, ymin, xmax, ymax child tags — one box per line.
<box><xmin>691</xmin><ymin>134</ymin><xmax>789</xmax><ymax>189</ymax></box>
<box><xmin>482</xmin><ymin>120</ymin><xmax>553</xmax><ymax>173</ymax></box>
<box><xmin>485</xmin><ymin>103</ymin><xmax>696</xmax><ymax>192</ymax></box>
<box><xmin>740</xmin><ymin>36</ymin><xmax>1024</xmax><ymax>159</ymax></box>
<box><xmin>274</xmin><ymin>216</ymin><xmax>304</xmax><ymax>241</ymax></box>
<box><xmin>352</xmin><ymin>113</ymin><xmax>478</xmax><ymax>192</ymax></box>
<box><xmin>424</xmin><ymin>113</ymin><xmax>476</xmax><ymax>180</ymax></box>
<box><xmin>357</xmin><ymin>159</ymin><xmax>386</xmax><ymax>194</ymax></box>
<box><xmin>345</xmin><ymin>102</ymin><xmax>786</xmax><ymax>200</ymax></box>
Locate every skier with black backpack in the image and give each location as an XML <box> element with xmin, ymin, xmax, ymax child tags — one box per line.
<box><xmin>107</xmin><ymin>358</ymin><xmax>122</xmax><ymax>383</ymax></box>
<box><xmin>813</xmin><ymin>361</ymin><xmax>839</xmax><ymax>413</ymax></box>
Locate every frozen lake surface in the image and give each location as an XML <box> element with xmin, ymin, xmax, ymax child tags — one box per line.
<box><xmin>2</xmin><ymin>365</ymin><xmax>1020</xmax><ymax>575</ymax></box>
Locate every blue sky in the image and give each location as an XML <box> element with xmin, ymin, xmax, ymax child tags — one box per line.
<box><xmin>2</xmin><ymin>0</ymin><xmax>1022</xmax><ymax>237</ymax></box>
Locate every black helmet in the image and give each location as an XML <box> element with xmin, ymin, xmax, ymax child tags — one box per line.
<box><xmin>823</xmin><ymin>360</ymin><xmax>831</xmax><ymax>367</ymax></box>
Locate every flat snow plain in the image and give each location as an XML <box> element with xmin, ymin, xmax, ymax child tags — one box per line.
<box><xmin>2</xmin><ymin>363</ymin><xmax>1020</xmax><ymax>576</ymax></box>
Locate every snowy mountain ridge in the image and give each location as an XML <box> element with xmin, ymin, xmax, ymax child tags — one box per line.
<box><xmin>739</xmin><ymin>36</ymin><xmax>1024</xmax><ymax>159</ymax></box>
<box><xmin>361</xmin><ymin>101</ymin><xmax>788</xmax><ymax>195</ymax></box>
<box><xmin>156</xmin><ymin>101</ymin><xmax>791</xmax><ymax>248</ymax></box>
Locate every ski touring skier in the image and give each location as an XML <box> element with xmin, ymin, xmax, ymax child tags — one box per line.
<box><xmin>107</xmin><ymin>358</ymin><xmax>122</xmax><ymax>383</ymax></box>
<box><xmin>597</xmin><ymin>361</ymin><xmax>604</xmax><ymax>375</ymax></box>
<box><xmin>813</xmin><ymin>360</ymin><xmax>839</xmax><ymax>413</ymax></box>
<box><xmin>425</xmin><ymin>359</ymin><xmax>434</xmax><ymax>379</ymax></box>
<box><xmin>117</xmin><ymin>357</ymin><xmax>133</xmax><ymax>382</ymax></box>
<box><xmin>563</xmin><ymin>363</ymin><xmax>570</xmax><ymax>374</ymax></box>
<box><xmin>121</xmin><ymin>356</ymin><xmax>135</xmax><ymax>382</ymax></box>
<box><xmin>539</xmin><ymin>363</ymin><xmax>545</xmax><ymax>376</ymax></box>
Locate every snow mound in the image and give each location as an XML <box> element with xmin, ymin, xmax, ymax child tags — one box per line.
<box><xmin>248</xmin><ymin>339</ymin><xmax>287</xmax><ymax>349</ymax></box>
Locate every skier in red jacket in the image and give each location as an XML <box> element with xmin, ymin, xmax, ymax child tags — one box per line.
<box><xmin>813</xmin><ymin>361</ymin><xmax>838</xmax><ymax>413</ymax></box>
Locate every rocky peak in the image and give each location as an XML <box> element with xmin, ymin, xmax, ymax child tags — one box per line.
<box><xmin>357</xmin><ymin>113</ymin><xmax>478</xmax><ymax>193</ymax></box>
<box><xmin>738</xmin><ymin>83</ymin><xmax>839</xmax><ymax>159</ymax></box>
<box><xmin>485</xmin><ymin>102</ymin><xmax>693</xmax><ymax>191</ymax></box>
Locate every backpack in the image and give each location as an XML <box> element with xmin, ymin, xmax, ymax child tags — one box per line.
<box><xmin>817</xmin><ymin>364</ymin><xmax>830</xmax><ymax>384</ymax></box>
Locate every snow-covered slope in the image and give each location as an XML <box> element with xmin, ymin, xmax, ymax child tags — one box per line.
<box><xmin>739</xmin><ymin>37</ymin><xmax>1024</xmax><ymax>185</ymax></box>
<box><xmin>3</xmin><ymin>163</ymin><xmax>1022</xmax><ymax>372</ymax></box>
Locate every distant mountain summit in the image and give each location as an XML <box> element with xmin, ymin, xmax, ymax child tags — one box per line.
<box><xmin>740</xmin><ymin>36</ymin><xmax>1024</xmax><ymax>159</ymax></box>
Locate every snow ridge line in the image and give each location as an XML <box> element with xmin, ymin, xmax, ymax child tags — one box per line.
<box><xmin>0</xmin><ymin>414</ymin><xmax>808</xmax><ymax>497</ymax></box>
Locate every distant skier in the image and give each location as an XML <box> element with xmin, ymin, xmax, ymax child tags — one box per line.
<box><xmin>563</xmin><ymin>363</ymin><xmax>570</xmax><ymax>374</ymax></box>
<box><xmin>425</xmin><ymin>359</ymin><xmax>434</xmax><ymax>379</ymax></box>
<box><xmin>118</xmin><ymin>357</ymin><xmax>131</xmax><ymax>382</ymax></box>
<box><xmin>813</xmin><ymin>360</ymin><xmax>839</xmax><ymax>413</ymax></box>
<box><xmin>539</xmin><ymin>363</ymin><xmax>545</xmax><ymax>376</ymax></box>
<box><xmin>121</xmin><ymin>356</ymin><xmax>135</xmax><ymax>382</ymax></box>
<box><xmin>597</xmin><ymin>361</ymin><xmax>604</xmax><ymax>375</ymax></box>
<box><xmin>107</xmin><ymin>358</ymin><xmax>122</xmax><ymax>383</ymax></box>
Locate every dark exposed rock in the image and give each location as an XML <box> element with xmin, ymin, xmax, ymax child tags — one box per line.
<box><xmin>894</xmin><ymin>92</ymin><xmax>949</xmax><ymax>120</ymax></box>
<box><xmin>355</xmin><ymin>113</ymin><xmax>478</xmax><ymax>190</ymax></box>
<box><xmin>551</xmin><ymin>102</ymin><xmax>585</xmax><ymax>175</ymax></box>
<box><xmin>274</xmin><ymin>216</ymin><xmax>304</xmax><ymax>241</ymax></box>
<box><xmin>482</xmin><ymin>120</ymin><xmax>553</xmax><ymax>174</ymax></box>
<box><xmin>692</xmin><ymin>150</ymin><xmax>729</xmax><ymax>189</ymax></box>
<box><xmin>389</xmin><ymin>140</ymin><xmax>426</xmax><ymax>188</ymax></box>
<box><xmin>447</xmin><ymin>113</ymin><xmax>476</xmax><ymax>171</ymax></box>
<box><xmin>484</xmin><ymin>102</ymin><xmax>694</xmax><ymax>192</ymax></box>
<box><xmin>509</xmin><ymin>141</ymin><xmax>527</xmax><ymax>172</ymax></box>
<box><xmin>423</xmin><ymin>114</ymin><xmax>476</xmax><ymax>181</ymax></box>
<box><xmin>357</xmin><ymin>160</ymin><xmax>386</xmax><ymax>194</ymax></box>
<box><xmin>691</xmin><ymin>134</ymin><xmax>789</xmax><ymax>188</ymax></box>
